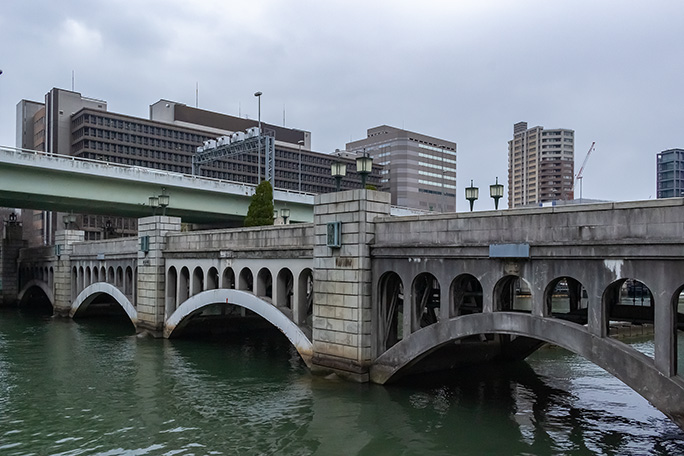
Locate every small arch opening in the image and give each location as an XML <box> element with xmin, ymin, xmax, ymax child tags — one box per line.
<box><xmin>450</xmin><ymin>273</ymin><xmax>483</xmax><ymax>317</ymax></box>
<box><xmin>239</xmin><ymin>268</ymin><xmax>253</xmax><ymax>292</ymax></box>
<box><xmin>207</xmin><ymin>267</ymin><xmax>219</xmax><ymax>290</ymax></box>
<box><xmin>675</xmin><ymin>287</ymin><xmax>684</xmax><ymax>378</ymax></box>
<box><xmin>379</xmin><ymin>271</ymin><xmax>404</xmax><ymax>351</ymax></box>
<box><xmin>298</xmin><ymin>268</ymin><xmax>313</xmax><ymax>326</ymax></box>
<box><xmin>495</xmin><ymin>275</ymin><xmax>532</xmax><ymax>312</ymax></box>
<box><xmin>545</xmin><ymin>276</ymin><xmax>588</xmax><ymax>325</ymax></box>
<box><xmin>604</xmin><ymin>278</ymin><xmax>654</xmax><ymax>360</ymax></box>
<box><xmin>166</xmin><ymin>266</ymin><xmax>178</xmax><ymax>318</ymax></box>
<box><xmin>222</xmin><ymin>267</ymin><xmax>235</xmax><ymax>289</ymax></box>
<box><xmin>192</xmin><ymin>267</ymin><xmax>204</xmax><ymax>296</ymax></box>
<box><xmin>179</xmin><ymin>267</ymin><xmax>190</xmax><ymax>303</ymax></box>
<box><xmin>257</xmin><ymin>268</ymin><xmax>272</xmax><ymax>299</ymax></box>
<box><xmin>412</xmin><ymin>272</ymin><xmax>440</xmax><ymax>331</ymax></box>
<box><xmin>276</xmin><ymin>268</ymin><xmax>294</xmax><ymax>309</ymax></box>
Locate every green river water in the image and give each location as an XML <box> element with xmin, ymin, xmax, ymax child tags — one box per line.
<box><xmin>0</xmin><ymin>309</ymin><xmax>683</xmax><ymax>456</ymax></box>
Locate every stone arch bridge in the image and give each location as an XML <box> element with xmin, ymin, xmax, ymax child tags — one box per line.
<box><xmin>4</xmin><ymin>191</ymin><xmax>684</xmax><ymax>430</ymax></box>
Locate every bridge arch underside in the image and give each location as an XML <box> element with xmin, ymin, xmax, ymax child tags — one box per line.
<box><xmin>371</xmin><ymin>312</ymin><xmax>684</xmax><ymax>426</ymax></box>
<box><xmin>371</xmin><ymin>255</ymin><xmax>684</xmax><ymax>429</ymax></box>
<box><xmin>165</xmin><ymin>289</ymin><xmax>313</xmax><ymax>367</ymax></box>
<box><xmin>17</xmin><ymin>279</ymin><xmax>54</xmax><ymax>312</ymax></box>
<box><xmin>70</xmin><ymin>283</ymin><xmax>137</xmax><ymax>328</ymax></box>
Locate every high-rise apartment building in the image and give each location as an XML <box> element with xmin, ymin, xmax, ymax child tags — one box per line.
<box><xmin>508</xmin><ymin>121</ymin><xmax>574</xmax><ymax>208</ymax></box>
<box><xmin>15</xmin><ymin>88</ymin><xmax>382</xmax><ymax>245</ymax></box>
<box><xmin>346</xmin><ymin>125</ymin><xmax>457</xmax><ymax>212</ymax></box>
<box><xmin>656</xmin><ymin>149</ymin><xmax>684</xmax><ymax>198</ymax></box>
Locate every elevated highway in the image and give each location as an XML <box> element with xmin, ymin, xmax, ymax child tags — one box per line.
<box><xmin>0</xmin><ymin>146</ymin><xmax>314</xmax><ymax>224</ymax></box>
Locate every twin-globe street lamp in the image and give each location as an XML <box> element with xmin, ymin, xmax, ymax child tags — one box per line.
<box><xmin>149</xmin><ymin>187</ymin><xmax>170</xmax><ymax>216</ymax></box>
<box><xmin>464</xmin><ymin>177</ymin><xmax>505</xmax><ymax>211</ymax></box>
<box><xmin>331</xmin><ymin>151</ymin><xmax>373</xmax><ymax>191</ymax></box>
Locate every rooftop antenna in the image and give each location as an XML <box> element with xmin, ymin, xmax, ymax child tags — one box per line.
<box><xmin>195</xmin><ymin>82</ymin><xmax>198</xmax><ymax>108</ymax></box>
<box><xmin>71</xmin><ymin>70</ymin><xmax>75</xmax><ymax>91</ymax></box>
<box><xmin>238</xmin><ymin>102</ymin><xmax>241</xmax><ymax>117</ymax></box>
<box><xmin>283</xmin><ymin>103</ymin><xmax>286</xmax><ymax>126</ymax></box>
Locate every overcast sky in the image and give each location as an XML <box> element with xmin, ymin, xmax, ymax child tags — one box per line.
<box><xmin>1</xmin><ymin>0</ymin><xmax>683</xmax><ymax>209</ymax></box>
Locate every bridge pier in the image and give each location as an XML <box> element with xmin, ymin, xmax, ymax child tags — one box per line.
<box><xmin>311</xmin><ymin>189</ymin><xmax>391</xmax><ymax>381</ymax></box>
<box><xmin>53</xmin><ymin>229</ymin><xmax>85</xmax><ymax>316</ymax></box>
<box><xmin>1</xmin><ymin>217</ymin><xmax>26</xmax><ymax>307</ymax></box>
<box><xmin>136</xmin><ymin>216</ymin><xmax>181</xmax><ymax>336</ymax></box>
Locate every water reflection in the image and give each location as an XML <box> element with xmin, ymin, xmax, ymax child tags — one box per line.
<box><xmin>0</xmin><ymin>310</ymin><xmax>683</xmax><ymax>455</ymax></box>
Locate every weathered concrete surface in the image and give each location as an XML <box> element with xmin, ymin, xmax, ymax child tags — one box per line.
<box><xmin>311</xmin><ymin>189</ymin><xmax>391</xmax><ymax>381</ymax></box>
<box><xmin>164</xmin><ymin>288</ymin><xmax>313</xmax><ymax>366</ymax></box>
<box><xmin>70</xmin><ymin>282</ymin><xmax>137</xmax><ymax>324</ymax></box>
<box><xmin>370</xmin><ymin>312</ymin><xmax>684</xmax><ymax>430</ymax></box>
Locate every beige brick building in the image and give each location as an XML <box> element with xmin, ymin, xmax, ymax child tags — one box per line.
<box><xmin>508</xmin><ymin>121</ymin><xmax>574</xmax><ymax>208</ymax></box>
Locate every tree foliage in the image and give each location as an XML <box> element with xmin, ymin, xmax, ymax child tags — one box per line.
<box><xmin>244</xmin><ymin>180</ymin><xmax>274</xmax><ymax>227</ymax></box>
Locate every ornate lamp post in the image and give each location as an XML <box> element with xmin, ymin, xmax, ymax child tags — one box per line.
<box><xmin>280</xmin><ymin>208</ymin><xmax>290</xmax><ymax>224</ymax></box>
<box><xmin>148</xmin><ymin>195</ymin><xmax>159</xmax><ymax>215</ymax></box>
<box><xmin>298</xmin><ymin>139</ymin><xmax>304</xmax><ymax>192</ymax></box>
<box><xmin>490</xmin><ymin>177</ymin><xmax>504</xmax><ymax>210</ymax></box>
<box><xmin>331</xmin><ymin>160</ymin><xmax>347</xmax><ymax>191</ymax></box>
<box><xmin>465</xmin><ymin>180</ymin><xmax>479</xmax><ymax>212</ymax></box>
<box><xmin>254</xmin><ymin>91</ymin><xmax>262</xmax><ymax>183</ymax></box>
<box><xmin>356</xmin><ymin>151</ymin><xmax>373</xmax><ymax>188</ymax></box>
<box><xmin>158</xmin><ymin>187</ymin><xmax>170</xmax><ymax>216</ymax></box>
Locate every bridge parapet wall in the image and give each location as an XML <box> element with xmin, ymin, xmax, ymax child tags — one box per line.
<box><xmin>72</xmin><ymin>237</ymin><xmax>138</xmax><ymax>259</ymax></box>
<box><xmin>373</xmin><ymin>198</ymin><xmax>684</xmax><ymax>249</ymax></box>
<box><xmin>165</xmin><ymin>224</ymin><xmax>314</xmax><ymax>259</ymax></box>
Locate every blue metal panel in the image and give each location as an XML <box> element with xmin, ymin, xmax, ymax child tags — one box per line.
<box><xmin>489</xmin><ymin>243</ymin><xmax>530</xmax><ymax>258</ymax></box>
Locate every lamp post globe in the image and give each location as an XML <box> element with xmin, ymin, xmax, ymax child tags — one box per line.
<box><xmin>331</xmin><ymin>160</ymin><xmax>347</xmax><ymax>191</ymax></box>
<box><xmin>489</xmin><ymin>177</ymin><xmax>504</xmax><ymax>210</ymax></box>
<box><xmin>465</xmin><ymin>180</ymin><xmax>479</xmax><ymax>212</ymax></box>
<box><xmin>356</xmin><ymin>151</ymin><xmax>373</xmax><ymax>188</ymax></box>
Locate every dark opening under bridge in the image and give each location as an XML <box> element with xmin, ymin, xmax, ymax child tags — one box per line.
<box><xmin>3</xmin><ymin>190</ymin><xmax>684</xmax><ymax>430</ymax></box>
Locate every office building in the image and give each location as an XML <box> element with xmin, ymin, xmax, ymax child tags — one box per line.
<box><xmin>15</xmin><ymin>88</ymin><xmax>381</xmax><ymax>245</ymax></box>
<box><xmin>508</xmin><ymin>121</ymin><xmax>574</xmax><ymax>208</ymax></box>
<box><xmin>346</xmin><ymin>125</ymin><xmax>457</xmax><ymax>212</ymax></box>
<box><xmin>656</xmin><ymin>149</ymin><xmax>684</xmax><ymax>198</ymax></box>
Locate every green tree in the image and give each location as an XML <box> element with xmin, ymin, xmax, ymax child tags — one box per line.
<box><xmin>244</xmin><ymin>180</ymin><xmax>274</xmax><ymax>227</ymax></box>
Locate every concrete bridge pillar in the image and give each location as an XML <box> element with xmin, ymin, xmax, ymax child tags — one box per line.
<box><xmin>311</xmin><ymin>189</ymin><xmax>391</xmax><ymax>381</ymax></box>
<box><xmin>53</xmin><ymin>229</ymin><xmax>85</xmax><ymax>315</ymax></box>
<box><xmin>0</xmin><ymin>218</ymin><xmax>27</xmax><ymax>307</ymax></box>
<box><xmin>136</xmin><ymin>216</ymin><xmax>181</xmax><ymax>335</ymax></box>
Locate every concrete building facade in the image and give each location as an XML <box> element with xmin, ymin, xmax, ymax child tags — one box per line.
<box><xmin>508</xmin><ymin>121</ymin><xmax>574</xmax><ymax>208</ymax></box>
<box><xmin>657</xmin><ymin>148</ymin><xmax>684</xmax><ymax>198</ymax></box>
<box><xmin>346</xmin><ymin>125</ymin><xmax>457</xmax><ymax>212</ymax></box>
<box><xmin>15</xmin><ymin>88</ymin><xmax>382</xmax><ymax>245</ymax></box>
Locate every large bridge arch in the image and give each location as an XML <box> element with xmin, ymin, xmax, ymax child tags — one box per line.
<box><xmin>164</xmin><ymin>289</ymin><xmax>313</xmax><ymax>366</ymax></box>
<box><xmin>69</xmin><ymin>282</ymin><xmax>138</xmax><ymax>325</ymax></box>
<box><xmin>370</xmin><ymin>312</ymin><xmax>684</xmax><ymax>428</ymax></box>
<box><xmin>17</xmin><ymin>279</ymin><xmax>54</xmax><ymax>307</ymax></box>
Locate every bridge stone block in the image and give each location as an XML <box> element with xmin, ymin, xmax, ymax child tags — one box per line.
<box><xmin>52</xmin><ymin>230</ymin><xmax>85</xmax><ymax>315</ymax></box>
<box><xmin>1</xmin><ymin>221</ymin><xmax>27</xmax><ymax>307</ymax></box>
<box><xmin>137</xmin><ymin>216</ymin><xmax>181</xmax><ymax>335</ymax></box>
<box><xmin>311</xmin><ymin>189</ymin><xmax>391</xmax><ymax>381</ymax></box>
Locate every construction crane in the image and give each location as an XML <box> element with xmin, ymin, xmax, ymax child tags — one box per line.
<box><xmin>574</xmin><ymin>141</ymin><xmax>595</xmax><ymax>203</ymax></box>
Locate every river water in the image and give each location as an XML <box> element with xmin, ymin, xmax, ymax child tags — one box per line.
<box><xmin>0</xmin><ymin>309</ymin><xmax>683</xmax><ymax>456</ymax></box>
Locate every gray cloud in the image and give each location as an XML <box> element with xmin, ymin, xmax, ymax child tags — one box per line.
<box><xmin>1</xmin><ymin>0</ymin><xmax>683</xmax><ymax>208</ymax></box>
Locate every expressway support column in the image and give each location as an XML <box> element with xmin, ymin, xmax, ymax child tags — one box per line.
<box><xmin>53</xmin><ymin>229</ymin><xmax>85</xmax><ymax>315</ymax></box>
<box><xmin>136</xmin><ymin>216</ymin><xmax>181</xmax><ymax>336</ymax></box>
<box><xmin>0</xmin><ymin>218</ymin><xmax>26</xmax><ymax>307</ymax></box>
<box><xmin>311</xmin><ymin>189</ymin><xmax>391</xmax><ymax>381</ymax></box>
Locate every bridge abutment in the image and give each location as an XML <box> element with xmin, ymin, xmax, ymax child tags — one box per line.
<box><xmin>53</xmin><ymin>230</ymin><xmax>85</xmax><ymax>316</ymax></box>
<box><xmin>311</xmin><ymin>189</ymin><xmax>391</xmax><ymax>381</ymax></box>
<box><xmin>1</xmin><ymin>219</ymin><xmax>26</xmax><ymax>307</ymax></box>
<box><xmin>136</xmin><ymin>216</ymin><xmax>181</xmax><ymax>336</ymax></box>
